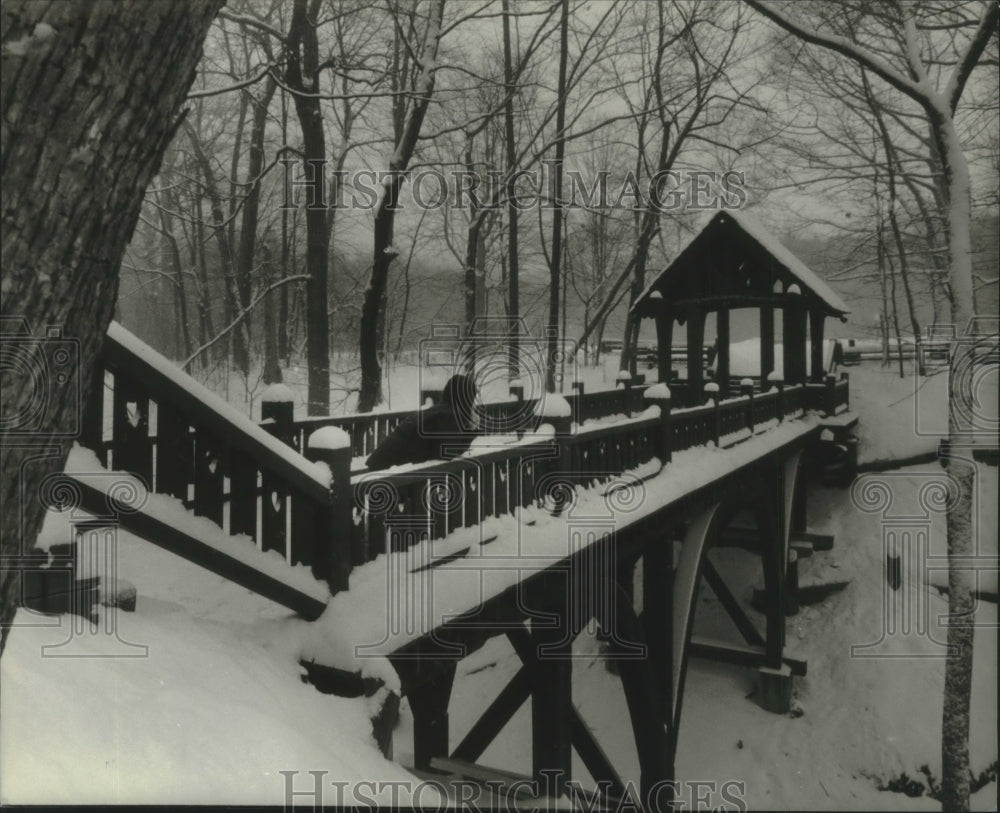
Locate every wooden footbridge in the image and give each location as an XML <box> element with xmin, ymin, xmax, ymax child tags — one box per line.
<box><xmin>30</xmin><ymin>212</ymin><xmax>858</xmax><ymax>809</ymax></box>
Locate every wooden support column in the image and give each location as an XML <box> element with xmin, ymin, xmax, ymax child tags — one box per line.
<box><xmin>642</xmin><ymin>537</ymin><xmax>674</xmax><ymax>789</ymax></box>
<box><xmin>809</xmin><ymin>307</ymin><xmax>826</xmax><ymax>383</ymax></box>
<box><xmin>530</xmin><ymin>569</ymin><xmax>572</xmax><ymax>795</ymax></box>
<box><xmin>409</xmin><ymin>662</ymin><xmax>457</xmax><ymax>772</ymax></box>
<box><xmin>783</xmin><ymin>303</ymin><xmax>807</xmax><ymax>385</ymax></box>
<box><xmin>686</xmin><ymin>307</ymin><xmax>706</xmax><ymax>406</ymax></box>
<box><xmin>760</xmin><ymin>305</ymin><xmax>775</xmax><ymax>381</ymax></box>
<box><xmin>716</xmin><ymin>308</ymin><xmax>730</xmax><ymax>398</ymax></box>
<box><xmin>656</xmin><ymin>311</ymin><xmax>673</xmax><ymax>385</ymax></box>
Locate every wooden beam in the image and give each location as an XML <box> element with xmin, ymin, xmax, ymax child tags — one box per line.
<box><xmin>686</xmin><ymin>307</ymin><xmax>706</xmax><ymax>404</ymax></box>
<box><xmin>569</xmin><ymin>712</ymin><xmax>628</xmax><ymax>801</ymax></box>
<box><xmin>809</xmin><ymin>307</ymin><xmax>826</xmax><ymax>383</ymax></box>
<box><xmin>701</xmin><ymin>558</ymin><xmax>765</xmax><ymax>647</ymax></box>
<box><xmin>688</xmin><ymin>636</ymin><xmax>807</xmax><ymax>677</ymax></box>
<box><xmin>528</xmin><ymin>573</ymin><xmax>572</xmax><ymax>793</ymax></box>
<box><xmin>409</xmin><ymin>661</ymin><xmax>457</xmax><ymax>771</ymax></box>
<box><xmin>760</xmin><ymin>306</ymin><xmax>775</xmax><ymax>380</ymax></box>
<box><xmin>656</xmin><ymin>312</ymin><xmax>674</xmax><ymax>384</ymax></box>
<box><xmin>717</xmin><ymin>308</ymin><xmax>730</xmax><ymax>398</ymax></box>
<box><xmin>450</xmin><ymin>666</ymin><xmax>531</xmax><ymax>763</ymax></box>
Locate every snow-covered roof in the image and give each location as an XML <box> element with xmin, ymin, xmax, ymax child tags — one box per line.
<box><xmin>633</xmin><ymin>210</ymin><xmax>849</xmax><ymax>316</ymax></box>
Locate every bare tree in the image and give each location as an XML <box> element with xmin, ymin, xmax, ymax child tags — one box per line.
<box><xmin>745</xmin><ymin>3</ymin><xmax>998</xmax><ymax>808</ymax></box>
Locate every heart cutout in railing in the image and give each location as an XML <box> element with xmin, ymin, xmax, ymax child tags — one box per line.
<box><xmin>208</xmin><ymin>457</ymin><xmax>218</xmax><ymax>475</ymax></box>
<box><xmin>126</xmin><ymin>401</ymin><xmax>141</xmax><ymax>428</ymax></box>
<box><xmin>270</xmin><ymin>491</ymin><xmax>281</xmax><ymax>512</ymax></box>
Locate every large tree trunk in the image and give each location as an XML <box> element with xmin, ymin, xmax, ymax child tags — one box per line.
<box><xmin>502</xmin><ymin>0</ymin><xmax>520</xmax><ymax>378</ymax></box>
<box><xmin>934</xmin><ymin>108</ymin><xmax>978</xmax><ymax>813</ymax></box>
<box><xmin>357</xmin><ymin>0</ymin><xmax>444</xmax><ymax>412</ymax></box>
<box><xmin>0</xmin><ymin>0</ymin><xmax>223</xmax><ymax>655</ymax></box>
<box><xmin>286</xmin><ymin>0</ymin><xmax>330</xmax><ymax>416</ymax></box>
<box><xmin>544</xmin><ymin>0</ymin><xmax>569</xmax><ymax>394</ymax></box>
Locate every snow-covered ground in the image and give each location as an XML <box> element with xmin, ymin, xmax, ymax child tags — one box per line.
<box><xmin>2</xmin><ymin>360</ymin><xmax>996</xmax><ymax>809</ymax></box>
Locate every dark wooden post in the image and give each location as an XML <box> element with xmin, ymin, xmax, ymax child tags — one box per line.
<box><xmin>809</xmin><ymin>307</ymin><xmax>826</xmax><ymax>383</ymax></box>
<box><xmin>824</xmin><ymin>374</ymin><xmax>837</xmax><ymax>417</ymax></box>
<box><xmin>304</xmin><ymin>428</ymin><xmax>353</xmax><ymax>594</ymax></box>
<box><xmin>686</xmin><ymin>306</ymin><xmax>706</xmax><ymax>406</ymax></box>
<box><xmin>840</xmin><ymin>370</ymin><xmax>850</xmax><ymax>408</ymax></box>
<box><xmin>716</xmin><ymin>307</ymin><xmax>730</xmax><ymax>398</ymax></box>
<box><xmin>642</xmin><ymin>538</ymin><xmax>674</xmax><ymax>786</ymax></box>
<box><xmin>656</xmin><ymin>311</ymin><xmax>674</xmax><ymax>385</ymax></box>
<box><xmin>616</xmin><ymin>370</ymin><xmax>633</xmax><ymax>416</ymax></box>
<box><xmin>783</xmin><ymin>300</ymin><xmax>807</xmax><ymax>385</ymax></box>
<box><xmin>530</xmin><ymin>568</ymin><xmax>572</xmax><ymax>795</ymax></box>
<box><xmin>741</xmin><ymin>378</ymin><xmax>755</xmax><ymax>432</ymax></box>
<box><xmin>570</xmin><ymin>381</ymin><xmax>583</xmax><ymax>427</ymax></box>
<box><xmin>644</xmin><ymin>384</ymin><xmax>673</xmax><ymax>464</ymax></box>
<box><xmin>509</xmin><ymin>383</ymin><xmax>524</xmax><ymax>402</ymax></box>
<box><xmin>760</xmin><ymin>305</ymin><xmax>775</xmax><ymax>382</ymax></box>
<box><xmin>706</xmin><ymin>382</ymin><xmax>721</xmax><ymax>446</ymax></box>
<box><xmin>261</xmin><ymin>395</ymin><xmax>295</xmax><ymax>448</ymax></box>
<box><xmin>408</xmin><ymin>663</ymin><xmax>457</xmax><ymax>772</ymax></box>
<box><xmin>768</xmin><ymin>374</ymin><xmax>784</xmax><ymax>422</ymax></box>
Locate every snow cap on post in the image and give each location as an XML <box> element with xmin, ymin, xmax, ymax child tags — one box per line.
<box><xmin>533</xmin><ymin>393</ymin><xmax>571</xmax><ymax>418</ymax></box>
<box><xmin>704</xmin><ymin>382</ymin><xmax>720</xmax><ymax>393</ymax></box>
<box><xmin>308</xmin><ymin>426</ymin><xmax>351</xmax><ymax>451</ymax></box>
<box><xmin>616</xmin><ymin>369</ymin><xmax>632</xmax><ymax>382</ymax></box>
<box><xmin>645</xmin><ymin>383</ymin><xmax>671</xmax><ymax>400</ymax></box>
<box><xmin>261</xmin><ymin>383</ymin><xmax>295</xmax><ymax>403</ymax></box>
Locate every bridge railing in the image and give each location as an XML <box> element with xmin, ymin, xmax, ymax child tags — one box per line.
<box><xmin>350</xmin><ymin>377</ymin><xmax>841</xmax><ymax>560</ymax></box>
<box><xmin>75</xmin><ymin>324</ymin><xmax>850</xmax><ymax>607</ymax></box>
<box><xmin>82</xmin><ymin>324</ymin><xmax>349</xmax><ymax>594</ymax></box>
<box><xmin>281</xmin><ymin>381</ymin><xmax>655</xmax><ymax>461</ymax></box>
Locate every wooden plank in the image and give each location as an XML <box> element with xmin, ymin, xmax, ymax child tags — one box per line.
<box><xmin>155</xmin><ymin>403</ymin><xmax>192</xmax><ymax>501</ymax></box>
<box><xmin>260</xmin><ymin>470</ymin><xmax>287</xmax><ymax>556</ymax></box>
<box><xmin>228</xmin><ymin>447</ymin><xmax>258</xmax><ymax>540</ymax></box>
<box><xmin>112</xmin><ymin>374</ymin><xmax>152</xmax><ymax>482</ymax></box>
<box><xmin>193</xmin><ymin>427</ymin><xmax>224</xmax><ymax>526</ymax></box>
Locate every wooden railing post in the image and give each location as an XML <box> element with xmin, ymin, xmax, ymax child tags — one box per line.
<box><xmin>616</xmin><ymin>370</ymin><xmax>632</xmax><ymax>416</ymax></box>
<box><xmin>509</xmin><ymin>383</ymin><xmax>525</xmax><ymax>402</ymax></box>
<box><xmin>741</xmin><ymin>378</ymin><xmax>755</xmax><ymax>433</ymax></box>
<box><xmin>305</xmin><ymin>427</ymin><xmax>353</xmax><ymax>595</ymax></box>
<box><xmin>824</xmin><ymin>374</ymin><xmax>837</xmax><ymax>417</ymax></box>
<box><xmin>840</xmin><ymin>370</ymin><xmax>850</xmax><ymax>409</ymax></box>
<box><xmin>767</xmin><ymin>373</ymin><xmax>784</xmax><ymax>422</ymax></box>
<box><xmin>261</xmin><ymin>388</ymin><xmax>295</xmax><ymax>449</ymax></box>
<box><xmin>706</xmin><ymin>382</ymin><xmax>721</xmax><ymax>446</ymax></box>
<box><xmin>644</xmin><ymin>384</ymin><xmax>673</xmax><ymax>464</ymax></box>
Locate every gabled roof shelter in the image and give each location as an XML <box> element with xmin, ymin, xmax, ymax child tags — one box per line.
<box><xmin>633</xmin><ymin>210</ymin><xmax>849</xmax><ymax>403</ymax></box>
